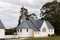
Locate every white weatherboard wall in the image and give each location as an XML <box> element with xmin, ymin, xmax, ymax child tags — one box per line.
<box><xmin>34</xmin><ymin>31</ymin><xmax>40</xmax><ymax>37</ymax></box>
<box><xmin>34</xmin><ymin>21</ymin><xmax>49</xmax><ymax>37</ymax></box>
<box><xmin>0</xmin><ymin>29</ymin><xmax>5</xmax><ymax>39</ymax></box>
<box><xmin>48</xmin><ymin>29</ymin><xmax>54</xmax><ymax>35</ymax></box>
<box><xmin>40</xmin><ymin>21</ymin><xmax>49</xmax><ymax>37</ymax></box>
<box><xmin>40</xmin><ymin>21</ymin><xmax>54</xmax><ymax>37</ymax></box>
<box><xmin>17</xmin><ymin>29</ymin><xmax>32</xmax><ymax>37</ymax></box>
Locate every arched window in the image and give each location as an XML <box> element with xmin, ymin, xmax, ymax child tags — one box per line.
<box><xmin>42</xmin><ymin>27</ymin><xmax>46</xmax><ymax>32</ymax></box>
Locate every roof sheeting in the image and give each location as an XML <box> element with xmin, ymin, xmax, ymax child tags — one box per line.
<box><xmin>17</xmin><ymin>19</ymin><xmax>54</xmax><ymax>30</ymax></box>
<box><xmin>46</xmin><ymin>21</ymin><xmax>54</xmax><ymax>29</ymax></box>
<box><xmin>29</xmin><ymin>19</ymin><xmax>38</xmax><ymax>29</ymax></box>
<box><xmin>17</xmin><ymin>20</ymin><xmax>37</xmax><ymax>30</ymax></box>
<box><xmin>36</xmin><ymin>19</ymin><xmax>44</xmax><ymax>29</ymax></box>
<box><xmin>0</xmin><ymin>20</ymin><xmax>5</xmax><ymax>29</ymax></box>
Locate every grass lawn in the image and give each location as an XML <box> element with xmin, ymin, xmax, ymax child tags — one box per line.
<box><xmin>24</xmin><ymin>36</ymin><xmax>60</xmax><ymax>40</ymax></box>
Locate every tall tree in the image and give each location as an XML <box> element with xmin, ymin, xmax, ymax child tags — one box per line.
<box><xmin>18</xmin><ymin>7</ymin><xmax>36</xmax><ymax>26</ymax></box>
<box><xmin>40</xmin><ymin>0</ymin><xmax>60</xmax><ymax>34</ymax></box>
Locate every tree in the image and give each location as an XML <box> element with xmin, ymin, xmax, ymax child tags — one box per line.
<box><xmin>5</xmin><ymin>28</ymin><xmax>16</xmax><ymax>35</ymax></box>
<box><xmin>40</xmin><ymin>0</ymin><xmax>60</xmax><ymax>34</ymax></box>
<box><xmin>18</xmin><ymin>7</ymin><xmax>36</xmax><ymax>26</ymax></box>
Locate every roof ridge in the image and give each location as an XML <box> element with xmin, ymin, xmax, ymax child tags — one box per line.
<box><xmin>45</xmin><ymin>21</ymin><xmax>54</xmax><ymax>29</ymax></box>
<box><xmin>29</xmin><ymin>20</ymin><xmax>38</xmax><ymax>29</ymax></box>
<box><xmin>0</xmin><ymin>20</ymin><xmax>5</xmax><ymax>29</ymax></box>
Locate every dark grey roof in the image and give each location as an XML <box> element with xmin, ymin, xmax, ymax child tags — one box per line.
<box><xmin>17</xmin><ymin>19</ymin><xmax>54</xmax><ymax>31</ymax></box>
<box><xmin>30</xmin><ymin>19</ymin><xmax>54</xmax><ymax>29</ymax></box>
<box><xmin>17</xmin><ymin>20</ymin><xmax>37</xmax><ymax>30</ymax></box>
<box><xmin>46</xmin><ymin>21</ymin><xmax>54</xmax><ymax>29</ymax></box>
<box><xmin>0</xmin><ymin>20</ymin><xmax>5</xmax><ymax>29</ymax></box>
<box><xmin>29</xmin><ymin>19</ymin><xmax>38</xmax><ymax>29</ymax></box>
<box><xmin>36</xmin><ymin>19</ymin><xmax>44</xmax><ymax>29</ymax></box>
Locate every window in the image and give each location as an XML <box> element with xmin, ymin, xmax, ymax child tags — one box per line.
<box><xmin>27</xmin><ymin>29</ymin><xmax>28</xmax><ymax>32</ymax></box>
<box><xmin>20</xmin><ymin>29</ymin><xmax>22</xmax><ymax>32</ymax></box>
<box><xmin>49</xmin><ymin>29</ymin><xmax>53</xmax><ymax>32</ymax></box>
<box><xmin>35</xmin><ymin>32</ymin><xmax>37</xmax><ymax>34</ymax></box>
<box><xmin>42</xmin><ymin>27</ymin><xmax>46</xmax><ymax>32</ymax></box>
<box><xmin>49</xmin><ymin>29</ymin><xmax>50</xmax><ymax>32</ymax></box>
<box><xmin>51</xmin><ymin>29</ymin><xmax>53</xmax><ymax>32</ymax></box>
<box><xmin>18</xmin><ymin>29</ymin><xmax>19</xmax><ymax>32</ymax></box>
<box><xmin>35</xmin><ymin>31</ymin><xmax>39</xmax><ymax>34</ymax></box>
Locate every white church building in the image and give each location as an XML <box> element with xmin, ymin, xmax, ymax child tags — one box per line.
<box><xmin>0</xmin><ymin>7</ymin><xmax>54</xmax><ymax>38</ymax></box>
<box><xmin>17</xmin><ymin>19</ymin><xmax>54</xmax><ymax>38</ymax></box>
<box><xmin>16</xmin><ymin>7</ymin><xmax>54</xmax><ymax>38</ymax></box>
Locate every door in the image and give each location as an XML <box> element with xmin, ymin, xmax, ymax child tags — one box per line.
<box><xmin>32</xmin><ymin>31</ymin><xmax>34</xmax><ymax>37</ymax></box>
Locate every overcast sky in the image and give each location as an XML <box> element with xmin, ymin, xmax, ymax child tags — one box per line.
<box><xmin>0</xmin><ymin>0</ymin><xmax>59</xmax><ymax>29</ymax></box>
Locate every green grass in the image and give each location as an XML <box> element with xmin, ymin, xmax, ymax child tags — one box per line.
<box><xmin>24</xmin><ymin>36</ymin><xmax>60</xmax><ymax>40</ymax></box>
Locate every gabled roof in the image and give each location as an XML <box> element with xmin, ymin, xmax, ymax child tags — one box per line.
<box><xmin>29</xmin><ymin>19</ymin><xmax>38</xmax><ymax>29</ymax></box>
<box><xmin>17</xmin><ymin>20</ymin><xmax>37</xmax><ymax>30</ymax></box>
<box><xmin>46</xmin><ymin>21</ymin><xmax>54</xmax><ymax>29</ymax></box>
<box><xmin>36</xmin><ymin>19</ymin><xmax>54</xmax><ymax>29</ymax></box>
<box><xmin>17</xmin><ymin>19</ymin><xmax>54</xmax><ymax>31</ymax></box>
<box><xmin>36</xmin><ymin>19</ymin><xmax>44</xmax><ymax>29</ymax></box>
<box><xmin>0</xmin><ymin>20</ymin><xmax>5</xmax><ymax>29</ymax></box>
<box><xmin>30</xmin><ymin>19</ymin><xmax>54</xmax><ymax>29</ymax></box>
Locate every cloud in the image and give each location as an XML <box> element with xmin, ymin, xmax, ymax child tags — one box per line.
<box><xmin>0</xmin><ymin>1</ymin><xmax>20</xmax><ymax>28</ymax></box>
<box><xmin>0</xmin><ymin>0</ymin><xmax>59</xmax><ymax>29</ymax></box>
<box><xmin>0</xmin><ymin>0</ymin><xmax>54</xmax><ymax>9</ymax></box>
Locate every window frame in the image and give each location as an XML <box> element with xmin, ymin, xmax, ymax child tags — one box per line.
<box><xmin>27</xmin><ymin>29</ymin><xmax>28</xmax><ymax>32</ymax></box>
<box><xmin>35</xmin><ymin>31</ymin><xmax>40</xmax><ymax>34</ymax></box>
<box><xmin>20</xmin><ymin>29</ymin><xmax>22</xmax><ymax>32</ymax></box>
<box><xmin>42</xmin><ymin>27</ymin><xmax>46</xmax><ymax>32</ymax></box>
<box><xmin>49</xmin><ymin>29</ymin><xmax>53</xmax><ymax>32</ymax></box>
<box><xmin>51</xmin><ymin>29</ymin><xmax>53</xmax><ymax>32</ymax></box>
<box><xmin>18</xmin><ymin>29</ymin><xmax>19</xmax><ymax>32</ymax></box>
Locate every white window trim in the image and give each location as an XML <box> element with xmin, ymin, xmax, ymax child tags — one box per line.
<box><xmin>42</xmin><ymin>27</ymin><xmax>46</xmax><ymax>32</ymax></box>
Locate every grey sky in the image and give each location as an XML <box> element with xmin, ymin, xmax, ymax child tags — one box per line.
<box><xmin>0</xmin><ymin>0</ymin><xmax>59</xmax><ymax>29</ymax></box>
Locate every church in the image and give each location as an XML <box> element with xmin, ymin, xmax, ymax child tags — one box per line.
<box><xmin>0</xmin><ymin>7</ymin><xmax>54</xmax><ymax>39</ymax></box>
<box><xmin>16</xmin><ymin>7</ymin><xmax>54</xmax><ymax>38</ymax></box>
